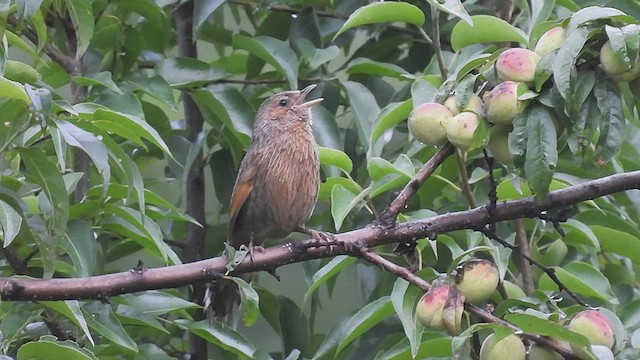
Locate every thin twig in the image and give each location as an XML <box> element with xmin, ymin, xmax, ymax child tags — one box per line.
<box><xmin>514</xmin><ymin>219</ymin><xmax>534</xmax><ymax>295</ymax></box>
<box><xmin>377</xmin><ymin>143</ymin><xmax>455</xmax><ymax>227</ymax></box>
<box><xmin>478</xmin><ymin>227</ymin><xmax>587</xmax><ymax>307</ymax></box>
<box><xmin>456</xmin><ymin>149</ymin><xmax>477</xmax><ymax>208</ymax></box>
<box><xmin>430</xmin><ymin>9</ymin><xmax>447</xmax><ymax>79</ymax></box>
<box><xmin>351</xmin><ymin>247</ymin><xmax>579</xmax><ymax>359</ymax></box>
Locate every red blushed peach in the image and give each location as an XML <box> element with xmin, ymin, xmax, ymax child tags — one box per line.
<box><xmin>496</xmin><ymin>48</ymin><xmax>541</xmax><ymax>83</ymax></box>
<box><xmin>568</xmin><ymin>310</ymin><xmax>615</xmax><ymax>349</ymax></box>
<box><xmin>415</xmin><ymin>283</ymin><xmax>451</xmax><ymax>330</ymax></box>
<box><xmin>485</xmin><ymin>81</ymin><xmax>528</xmax><ymax>125</ymax></box>
<box><xmin>534</xmin><ymin>27</ymin><xmax>565</xmax><ymax>57</ymax></box>
<box><xmin>446</xmin><ymin>112</ymin><xmax>483</xmax><ymax>151</ymax></box>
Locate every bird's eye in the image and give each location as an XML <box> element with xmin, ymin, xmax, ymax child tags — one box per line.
<box><xmin>278</xmin><ymin>99</ymin><xmax>288</xmax><ymax>107</ymax></box>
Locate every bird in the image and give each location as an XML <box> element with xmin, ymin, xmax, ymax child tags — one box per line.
<box><xmin>207</xmin><ymin>84</ymin><xmax>325</xmax><ymax>320</ymax></box>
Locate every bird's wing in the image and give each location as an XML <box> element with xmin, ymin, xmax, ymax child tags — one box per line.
<box><xmin>228</xmin><ymin>157</ymin><xmax>258</xmax><ymax>241</ymax></box>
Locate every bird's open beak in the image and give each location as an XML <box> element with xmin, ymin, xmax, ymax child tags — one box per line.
<box><xmin>297</xmin><ymin>84</ymin><xmax>323</xmax><ymax>108</ymax></box>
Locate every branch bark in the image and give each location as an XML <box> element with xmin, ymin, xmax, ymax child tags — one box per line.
<box><xmin>0</xmin><ymin>170</ymin><xmax>637</xmax><ymax>300</ymax></box>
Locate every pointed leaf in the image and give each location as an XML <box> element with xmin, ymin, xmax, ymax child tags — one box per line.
<box><xmin>451</xmin><ymin>15</ymin><xmax>527</xmax><ymax>51</ymax></box>
<box><xmin>233</xmin><ymin>35</ymin><xmax>298</xmax><ymax>89</ymax></box>
<box><xmin>181</xmin><ymin>320</ymin><xmax>256</xmax><ymax>358</ymax></box>
<box><xmin>64</xmin><ymin>0</ymin><xmax>94</xmax><ymax>58</ymax></box>
<box><xmin>334</xmin><ymin>2</ymin><xmax>425</xmax><ymax>39</ymax></box>
<box><xmin>304</xmin><ymin>256</ymin><xmax>356</xmax><ymax>301</ymax></box>
<box><xmin>17</xmin><ymin>335</ymin><xmax>98</xmax><ymax>360</ymax></box>
<box><xmin>0</xmin><ymin>199</ymin><xmax>21</xmax><ymax>247</ymax></box>
<box><xmin>336</xmin><ymin>296</ymin><xmax>394</xmax><ymax>354</ymax></box>
<box><xmin>41</xmin><ymin>301</ymin><xmax>95</xmax><ymax>346</ymax></box>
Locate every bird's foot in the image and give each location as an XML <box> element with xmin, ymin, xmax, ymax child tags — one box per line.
<box><xmin>248</xmin><ymin>241</ymin><xmax>265</xmax><ymax>262</ymax></box>
<box><xmin>296</xmin><ymin>226</ymin><xmax>340</xmax><ymax>252</ymax></box>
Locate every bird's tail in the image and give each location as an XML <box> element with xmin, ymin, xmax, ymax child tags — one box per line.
<box><xmin>204</xmin><ymin>274</ymin><xmax>252</xmax><ymax>321</ymax></box>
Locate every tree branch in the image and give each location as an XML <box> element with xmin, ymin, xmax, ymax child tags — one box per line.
<box><xmin>0</xmin><ymin>170</ymin><xmax>637</xmax><ymax>301</ymax></box>
<box><xmin>378</xmin><ymin>143</ymin><xmax>455</xmax><ymax>226</ymax></box>
<box><xmin>352</xmin><ymin>247</ymin><xmax>579</xmax><ymax>359</ymax></box>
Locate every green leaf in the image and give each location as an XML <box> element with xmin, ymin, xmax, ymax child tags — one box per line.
<box><xmin>181</xmin><ymin>320</ymin><xmax>255</xmax><ymax>358</ymax></box>
<box><xmin>334</xmin><ymin>2</ymin><xmax>425</xmax><ymax>39</ymax></box>
<box><xmin>227</xmin><ymin>277</ymin><xmax>260</xmax><ymax>327</ymax></box>
<box><xmin>343</xmin><ymin>81</ymin><xmax>379</xmax><ymax>150</ymax></box>
<box><xmin>72</xmin><ymin>72</ymin><xmax>123</xmax><ymax>94</ymax></box>
<box><xmin>318</xmin><ymin>147</ymin><xmax>352</xmax><ymax>174</ymax></box>
<box><xmin>193</xmin><ymin>0</ymin><xmax>225</xmax><ymax>36</ymax></box>
<box><xmin>371</xmin><ymin>100</ymin><xmax>412</xmax><ymax>145</ymax></box>
<box><xmin>92</xmin><ymin>109</ymin><xmax>174</xmax><ymax>160</ymax></box>
<box><xmin>425</xmin><ymin>0</ymin><xmax>472</xmax><ymax>25</ymax></box>
<box><xmin>20</xmin><ymin>147</ymin><xmax>69</xmax><ymax>236</ymax></box>
<box><xmin>59</xmin><ymin>220</ymin><xmax>96</xmax><ymax>277</ymax></box>
<box><xmin>505</xmin><ymin>313</ymin><xmax>589</xmax><ymax>348</ymax></box>
<box><xmin>126</xmin><ymin>74</ymin><xmax>176</xmax><ymax>107</ymax></box>
<box><xmin>83</xmin><ymin>304</ymin><xmax>138</xmax><ymax>352</ymax></box>
<box><xmin>523</xmin><ymin>104</ymin><xmax>557</xmax><ymax>197</ymax></box>
<box><xmin>451</xmin><ymin>15</ymin><xmax>527</xmax><ymax>51</ymax></box>
<box><xmin>103</xmin><ymin>205</ymin><xmax>181</xmax><ymax>265</ymax></box>
<box><xmin>297</xmin><ymin>40</ymin><xmax>339</xmax><ymax>70</ymax></box>
<box><xmin>121</xmin><ymin>291</ymin><xmax>199</xmax><ymax>315</ymax></box>
<box><xmin>391</xmin><ymin>279</ymin><xmax>422</xmax><ymax>358</ymax></box>
<box><xmin>233</xmin><ymin>35</ymin><xmax>298</xmax><ymax>89</ymax></box>
<box><xmin>56</xmin><ymin>120</ymin><xmax>110</xmax><ymax>192</ymax></box>
<box><xmin>64</xmin><ymin>0</ymin><xmax>94</xmax><ymax>58</ymax></box>
<box><xmin>346</xmin><ymin>58</ymin><xmax>410</xmax><ymax>79</ymax></box>
<box><xmin>331</xmin><ymin>185</ymin><xmax>370</xmax><ymax>231</ymax></box>
<box><xmin>157</xmin><ymin>57</ymin><xmax>225</xmax><ymax>89</ymax></box>
<box><xmin>336</xmin><ymin>296</ymin><xmax>394</xmax><ymax>354</ymax></box>
<box><xmin>605</xmin><ymin>25</ymin><xmax>639</xmax><ymax>69</ymax></box>
<box><xmin>304</xmin><ymin>256</ymin><xmax>356</xmax><ymax>301</ymax></box>
<box><xmin>17</xmin><ymin>335</ymin><xmax>98</xmax><ymax>360</ymax></box>
<box><xmin>592</xmin><ymin>226</ymin><xmax>640</xmax><ymax>265</ymax></box>
<box><xmin>593</xmin><ymin>76</ymin><xmax>624</xmax><ymax>163</ymax></box>
<box><xmin>539</xmin><ymin>263</ymin><xmax>617</xmax><ymax>303</ymax></box>
<box><xmin>552</xmin><ymin>26</ymin><xmax>589</xmax><ymax>100</ymax></box>
<box><xmin>0</xmin><ymin>77</ymin><xmax>30</xmax><ymax>103</ymax></box>
<box><xmin>0</xmin><ymin>198</ymin><xmax>21</xmax><ymax>247</ymax></box>
<box><xmin>191</xmin><ymin>85</ymin><xmax>254</xmax><ymax>144</ymax></box>
<box><xmin>567</xmin><ymin>6</ymin><xmax>629</xmax><ymax>32</ymax></box>
<box><xmin>41</xmin><ymin>301</ymin><xmax>95</xmax><ymax>346</ymax></box>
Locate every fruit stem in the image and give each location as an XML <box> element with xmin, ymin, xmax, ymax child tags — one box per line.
<box><xmin>455</xmin><ymin>149</ymin><xmax>477</xmax><ymax>208</ymax></box>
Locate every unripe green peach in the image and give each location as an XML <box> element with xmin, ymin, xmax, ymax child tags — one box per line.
<box><xmin>488</xmin><ymin>125</ymin><xmax>512</xmax><ymax>165</ymax></box>
<box><xmin>534</xmin><ymin>27</ymin><xmax>565</xmax><ymax>57</ymax></box>
<box><xmin>568</xmin><ymin>310</ymin><xmax>615</xmax><ymax>349</ymax></box>
<box><xmin>529</xmin><ymin>343</ymin><xmax>564</xmax><ymax>360</ymax></box>
<box><xmin>533</xmin><ymin>239</ymin><xmax>568</xmax><ymax>267</ymax></box>
<box><xmin>496</xmin><ymin>48</ymin><xmax>541</xmax><ymax>82</ymax></box>
<box><xmin>415</xmin><ymin>283</ymin><xmax>450</xmax><ymax>330</ymax></box>
<box><xmin>443</xmin><ymin>94</ymin><xmax>484</xmax><ymax>116</ymax></box>
<box><xmin>600</xmin><ymin>41</ymin><xmax>640</xmax><ymax>82</ymax></box>
<box><xmin>502</xmin><ymin>280</ymin><xmax>526</xmax><ymax>299</ymax></box>
<box><xmin>446</xmin><ymin>112</ymin><xmax>484</xmax><ymax>151</ymax></box>
<box><xmin>485</xmin><ymin>81</ymin><xmax>529</xmax><ymax>125</ymax></box>
<box><xmin>480</xmin><ymin>333</ymin><xmax>525</xmax><ymax>360</ymax></box>
<box><xmin>408</xmin><ymin>102</ymin><xmax>453</xmax><ymax>146</ymax></box>
<box><xmin>452</xmin><ymin>259</ymin><xmax>499</xmax><ymax>304</ymax></box>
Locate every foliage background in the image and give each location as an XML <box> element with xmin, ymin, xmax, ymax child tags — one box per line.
<box><xmin>0</xmin><ymin>0</ymin><xmax>639</xmax><ymax>359</ymax></box>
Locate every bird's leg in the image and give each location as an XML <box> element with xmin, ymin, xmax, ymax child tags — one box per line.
<box><xmin>296</xmin><ymin>226</ymin><xmax>339</xmax><ymax>249</ymax></box>
<box><xmin>247</xmin><ymin>233</ymin><xmax>264</xmax><ymax>263</ymax></box>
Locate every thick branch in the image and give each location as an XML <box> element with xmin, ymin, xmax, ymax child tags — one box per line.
<box><xmin>0</xmin><ymin>170</ymin><xmax>637</xmax><ymax>300</ymax></box>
